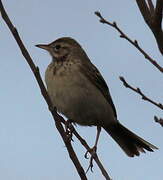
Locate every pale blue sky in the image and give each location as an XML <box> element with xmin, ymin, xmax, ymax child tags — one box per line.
<box><xmin>0</xmin><ymin>0</ymin><xmax>163</xmax><ymax>180</ymax></box>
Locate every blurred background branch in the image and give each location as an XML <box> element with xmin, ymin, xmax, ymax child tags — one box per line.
<box><xmin>136</xmin><ymin>0</ymin><xmax>163</xmax><ymax>55</ymax></box>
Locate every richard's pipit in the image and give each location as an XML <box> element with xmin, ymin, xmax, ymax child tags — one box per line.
<box><xmin>36</xmin><ymin>37</ymin><xmax>157</xmax><ymax>157</ymax></box>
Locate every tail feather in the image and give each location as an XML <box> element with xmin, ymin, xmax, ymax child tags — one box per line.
<box><xmin>104</xmin><ymin>122</ymin><xmax>158</xmax><ymax>157</ymax></box>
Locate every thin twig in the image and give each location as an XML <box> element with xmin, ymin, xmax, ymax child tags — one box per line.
<box><xmin>119</xmin><ymin>76</ymin><xmax>163</xmax><ymax>110</ymax></box>
<box><xmin>94</xmin><ymin>11</ymin><xmax>163</xmax><ymax>73</ymax></box>
<box><xmin>0</xmin><ymin>1</ymin><xmax>87</xmax><ymax>180</ymax></box>
<box><xmin>154</xmin><ymin>116</ymin><xmax>163</xmax><ymax>127</ymax></box>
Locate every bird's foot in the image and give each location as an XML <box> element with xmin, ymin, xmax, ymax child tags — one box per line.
<box><xmin>84</xmin><ymin>146</ymin><xmax>97</xmax><ymax>159</ymax></box>
<box><xmin>85</xmin><ymin>146</ymin><xmax>97</xmax><ymax>172</ymax></box>
<box><xmin>65</xmin><ymin>119</ymin><xmax>74</xmax><ymax>141</ymax></box>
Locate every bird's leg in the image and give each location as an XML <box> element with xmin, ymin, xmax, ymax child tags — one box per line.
<box><xmin>65</xmin><ymin>119</ymin><xmax>74</xmax><ymax>141</ymax></box>
<box><xmin>85</xmin><ymin>126</ymin><xmax>101</xmax><ymax>172</ymax></box>
<box><xmin>94</xmin><ymin>126</ymin><xmax>101</xmax><ymax>150</ymax></box>
<box><xmin>85</xmin><ymin>126</ymin><xmax>101</xmax><ymax>157</ymax></box>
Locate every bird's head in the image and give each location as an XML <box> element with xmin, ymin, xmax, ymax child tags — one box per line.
<box><xmin>36</xmin><ymin>37</ymin><xmax>82</xmax><ymax>61</ymax></box>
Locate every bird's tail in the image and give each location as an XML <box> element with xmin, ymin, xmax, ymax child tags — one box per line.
<box><xmin>104</xmin><ymin>122</ymin><xmax>158</xmax><ymax>157</ymax></box>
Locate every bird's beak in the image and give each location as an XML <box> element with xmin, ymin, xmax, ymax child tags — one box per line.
<box><xmin>35</xmin><ymin>44</ymin><xmax>50</xmax><ymax>51</ymax></box>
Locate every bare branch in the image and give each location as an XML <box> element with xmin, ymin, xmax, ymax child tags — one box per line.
<box><xmin>154</xmin><ymin>116</ymin><xmax>163</xmax><ymax>127</ymax></box>
<box><xmin>136</xmin><ymin>0</ymin><xmax>163</xmax><ymax>55</ymax></box>
<box><xmin>95</xmin><ymin>11</ymin><xmax>163</xmax><ymax>73</ymax></box>
<box><xmin>154</xmin><ymin>0</ymin><xmax>163</xmax><ymax>29</ymax></box>
<box><xmin>147</xmin><ymin>0</ymin><xmax>155</xmax><ymax>15</ymax></box>
<box><xmin>0</xmin><ymin>1</ymin><xmax>87</xmax><ymax>179</ymax></box>
<box><xmin>136</xmin><ymin>0</ymin><xmax>152</xmax><ymax>26</ymax></box>
<box><xmin>119</xmin><ymin>76</ymin><xmax>163</xmax><ymax>110</ymax></box>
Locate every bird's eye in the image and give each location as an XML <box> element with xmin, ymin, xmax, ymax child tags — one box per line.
<box><xmin>54</xmin><ymin>44</ymin><xmax>61</xmax><ymax>51</ymax></box>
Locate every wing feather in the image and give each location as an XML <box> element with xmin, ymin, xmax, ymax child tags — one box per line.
<box><xmin>79</xmin><ymin>59</ymin><xmax>117</xmax><ymax>118</ymax></box>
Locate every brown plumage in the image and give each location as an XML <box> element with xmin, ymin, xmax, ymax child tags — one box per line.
<box><xmin>36</xmin><ymin>37</ymin><xmax>158</xmax><ymax>157</ymax></box>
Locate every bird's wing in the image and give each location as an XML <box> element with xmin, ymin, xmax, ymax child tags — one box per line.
<box><xmin>79</xmin><ymin>60</ymin><xmax>117</xmax><ymax>118</ymax></box>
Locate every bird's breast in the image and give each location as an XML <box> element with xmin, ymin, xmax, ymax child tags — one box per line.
<box><xmin>45</xmin><ymin>62</ymin><xmax>116</xmax><ymax>126</ymax></box>
<box><xmin>45</xmin><ymin>61</ymin><xmax>87</xmax><ymax>112</ymax></box>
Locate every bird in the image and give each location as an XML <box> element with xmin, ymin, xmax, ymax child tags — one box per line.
<box><xmin>36</xmin><ymin>37</ymin><xmax>158</xmax><ymax>157</ymax></box>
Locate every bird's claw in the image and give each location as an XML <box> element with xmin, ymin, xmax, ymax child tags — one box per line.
<box><xmin>85</xmin><ymin>146</ymin><xmax>97</xmax><ymax>173</ymax></box>
<box><xmin>84</xmin><ymin>146</ymin><xmax>97</xmax><ymax>158</ymax></box>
